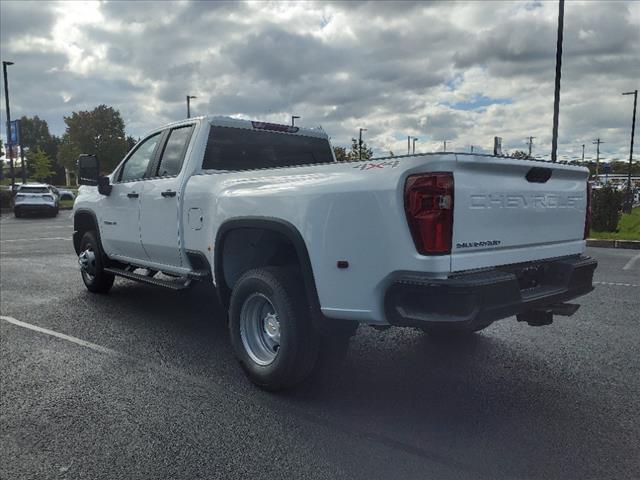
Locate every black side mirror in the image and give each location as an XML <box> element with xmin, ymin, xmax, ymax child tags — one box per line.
<box><xmin>78</xmin><ymin>154</ymin><xmax>99</xmax><ymax>186</ymax></box>
<box><xmin>98</xmin><ymin>176</ymin><xmax>112</xmax><ymax>196</ymax></box>
<box><xmin>78</xmin><ymin>154</ymin><xmax>111</xmax><ymax>196</ymax></box>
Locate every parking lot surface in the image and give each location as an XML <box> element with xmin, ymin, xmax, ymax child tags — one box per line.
<box><xmin>1</xmin><ymin>213</ymin><xmax>639</xmax><ymax>479</ymax></box>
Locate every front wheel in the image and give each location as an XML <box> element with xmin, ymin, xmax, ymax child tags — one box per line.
<box><xmin>78</xmin><ymin>231</ymin><xmax>114</xmax><ymax>294</ymax></box>
<box><xmin>228</xmin><ymin>267</ymin><xmax>320</xmax><ymax>391</ymax></box>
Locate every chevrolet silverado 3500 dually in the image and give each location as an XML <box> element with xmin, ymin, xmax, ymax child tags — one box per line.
<box><xmin>73</xmin><ymin>116</ymin><xmax>597</xmax><ymax>390</ymax></box>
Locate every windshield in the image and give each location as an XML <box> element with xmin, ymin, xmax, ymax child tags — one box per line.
<box><xmin>202</xmin><ymin>126</ymin><xmax>334</xmax><ymax>171</ymax></box>
<box><xmin>18</xmin><ymin>186</ymin><xmax>50</xmax><ymax>193</ymax></box>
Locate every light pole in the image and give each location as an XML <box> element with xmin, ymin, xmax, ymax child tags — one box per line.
<box><xmin>3</xmin><ymin>61</ymin><xmax>15</xmax><ymax>186</ymax></box>
<box><xmin>359</xmin><ymin>128</ymin><xmax>367</xmax><ymax>160</ymax></box>
<box><xmin>186</xmin><ymin>95</ymin><xmax>197</xmax><ymax>118</ymax></box>
<box><xmin>412</xmin><ymin>137</ymin><xmax>417</xmax><ymax>154</ymax></box>
<box><xmin>581</xmin><ymin>144</ymin><xmax>585</xmax><ymax>162</ymax></box>
<box><xmin>407</xmin><ymin>135</ymin><xmax>411</xmax><ymax>155</ymax></box>
<box><xmin>622</xmin><ymin>90</ymin><xmax>637</xmax><ymax>212</ymax></box>
<box><xmin>551</xmin><ymin>0</ymin><xmax>564</xmax><ymax>162</ymax></box>
<box><xmin>291</xmin><ymin>115</ymin><xmax>300</xmax><ymax>127</ymax></box>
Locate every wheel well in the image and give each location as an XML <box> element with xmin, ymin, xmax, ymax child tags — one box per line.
<box><xmin>73</xmin><ymin>210</ymin><xmax>99</xmax><ymax>254</ymax></box>
<box><xmin>214</xmin><ymin>220</ymin><xmax>321</xmax><ymax>317</ymax></box>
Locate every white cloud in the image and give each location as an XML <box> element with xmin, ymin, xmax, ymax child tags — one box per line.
<box><xmin>1</xmin><ymin>0</ymin><xmax>638</xmax><ymax>163</ymax></box>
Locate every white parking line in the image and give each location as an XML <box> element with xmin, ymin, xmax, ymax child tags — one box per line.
<box><xmin>0</xmin><ymin>316</ymin><xmax>124</xmax><ymax>358</ymax></box>
<box><xmin>622</xmin><ymin>253</ymin><xmax>640</xmax><ymax>271</ymax></box>
<box><xmin>594</xmin><ymin>281</ymin><xmax>640</xmax><ymax>288</ymax></box>
<box><xmin>0</xmin><ymin>237</ymin><xmax>71</xmax><ymax>243</ymax></box>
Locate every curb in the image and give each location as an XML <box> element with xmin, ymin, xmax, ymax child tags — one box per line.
<box><xmin>587</xmin><ymin>239</ymin><xmax>640</xmax><ymax>250</ymax></box>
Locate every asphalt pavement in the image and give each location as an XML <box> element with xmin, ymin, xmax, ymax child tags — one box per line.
<box><xmin>1</xmin><ymin>213</ymin><xmax>639</xmax><ymax>480</ymax></box>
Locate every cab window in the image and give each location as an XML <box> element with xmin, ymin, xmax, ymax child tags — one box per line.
<box><xmin>119</xmin><ymin>133</ymin><xmax>161</xmax><ymax>182</ymax></box>
<box><xmin>155</xmin><ymin>125</ymin><xmax>194</xmax><ymax>177</ymax></box>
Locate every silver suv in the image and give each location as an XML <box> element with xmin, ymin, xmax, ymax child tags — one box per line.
<box><xmin>13</xmin><ymin>184</ymin><xmax>59</xmax><ymax>218</ymax></box>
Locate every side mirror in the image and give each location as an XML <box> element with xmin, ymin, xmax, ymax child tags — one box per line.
<box><xmin>77</xmin><ymin>154</ymin><xmax>100</xmax><ymax>186</ymax></box>
<box><xmin>78</xmin><ymin>154</ymin><xmax>112</xmax><ymax>196</ymax></box>
<box><xmin>98</xmin><ymin>176</ymin><xmax>112</xmax><ymax>196</ymax></box>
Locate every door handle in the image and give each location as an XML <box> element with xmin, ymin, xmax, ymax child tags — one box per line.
<box><xmin>127</xmin><ymin>192</ymin><xmax>139</xmax><ymax>198</ymax></box>
<box><xmin>161</xmin><ymin>190</ymin><xmax>176</xmax><ymax>198</ymax></box>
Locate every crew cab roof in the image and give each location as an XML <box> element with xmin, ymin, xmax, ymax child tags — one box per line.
<box><xmin>160</xmin><ymin>115</ymin><xmax>330</xmax><ymax>140</ymax></box>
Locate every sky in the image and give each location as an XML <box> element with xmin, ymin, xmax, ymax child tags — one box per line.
<box><xmin>1</xmin><ymin>0</ymin><xmax>639</xmax><ymax>161</ymax></box>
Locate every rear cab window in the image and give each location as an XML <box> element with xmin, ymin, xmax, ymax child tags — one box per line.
<box><xmin>202</xmin><ymin>126</ymin><xmax>334</xmax><ymax>171</ymax></box>
<box><xmin>155</xmin><ymin>125</ymin><xmax>194</xmax><ymax>177</ymax></box>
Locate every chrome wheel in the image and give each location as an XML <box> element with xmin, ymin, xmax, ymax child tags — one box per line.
<box><xmin>78</xmin><ymin>247</ymin><xmax>97</xmax><ymax>280</ymax></box>
<box><xmin>239</xmin><ymin>293</ymin><xmax>281</xmax><ymax>366</ymax></box>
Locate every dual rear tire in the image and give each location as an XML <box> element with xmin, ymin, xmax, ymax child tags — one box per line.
<box><xmin>228</xmin><ymin>267</ymin><xmax>321</xmax><ymax>391</ymax></box>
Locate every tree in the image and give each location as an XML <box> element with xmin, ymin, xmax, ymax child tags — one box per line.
<box><xmin>18</xmin><ymin>115</ymin><xmax>63</xmax><ymax>183</ymax></box>
<box><xmin>62</xmin><ymin>105</ymin><xmax>129</xmax><ymax>173</ymax></box>
<box><xmin>333</xmin><ymin>140</ymin><xmax>373</xmax><ymax>162</ymax></box>
<box><xmin>333</xmin><ymin>146</ymin><xmax>348</xmax><ymax>162</ymax></box>
<box><xmin>31</xmin><ymin>147</ymin><xmax>54</xmax><ymax>182</ymax></box>
<box><xmin>57</xmin><ymin>137</ymin><xmax>83</xmax><ymax>186</ymax></box>
<box><xmin>510</xmin><ymin>150</ymin><xmax>531</xmax><ymax>160</ymax></box>
<box><xmin>348</xmin><ymin>138</ymin><xmax>373</xmax><ymax>160</ymax></box>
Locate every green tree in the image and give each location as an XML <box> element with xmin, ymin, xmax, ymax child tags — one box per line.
<box><xmin>31</xmin><ymin>147</ymin><xmax>54</xmax><ymax>182</ymax></box>
<box><xmin>348</xmin><ymin>138</ymin><xmax>373</xmax><ymax>160</ymax></box>
<box><xmin>333</xmin><ymin>146</ymin><xmax>348</xmax><ymax>162</ymax></box>
<box><xmin>510</xmin><ymin>150</ymin><xmax>531</xmax><ymax>160</ymax></box>
<box><xmin>18</xmin><ymin>116</ymin><xmax>59</xmax><ymax>160</ymax></box>
<box><xmin>62</xmin><ymin>105</ymin><xmax>129</xmax><ymax>173</ymax></box>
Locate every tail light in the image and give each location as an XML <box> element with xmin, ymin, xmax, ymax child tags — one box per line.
<box><xmin>584</xmin><ymin>182</ymin><xmax>592</xmax><ymax>240</ymax></box>
<box><xmin>404</xmin><ymin>173</ymin><xmax>454</xmax><ymax>255</ymax></box>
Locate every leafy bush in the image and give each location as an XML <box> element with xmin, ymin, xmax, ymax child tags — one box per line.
<box><xmin>591</xmin><ymin>186</ymin><xmax>624</xmax><ymax>232</ymax></box>
<box><xmin>0</xmin><ymin>189</ymin><xmax>14</xmax><ymax>209</ymax></box>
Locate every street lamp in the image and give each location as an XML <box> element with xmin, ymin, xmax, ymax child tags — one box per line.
<box><xmin>186</xmin><ymin>95</ymin><xmax>197</xmax><ymax>118</ymax></box>
<box><xmin>412</xmin><ymin>137</ymin><xmax>418</xmax><ymax>154</ymax></box>
<box><xmin>3</xmin><ymin>61</ymin><xmax>15</xmax><ymax>186</ymax></box>
<box><xmin>359</xmin><ymin>128</ymin><xmax>367</xmax><ymax>160</ymax></box>
<box><xmin>291</xmin><ymin>115</ymin><xmax>300</xmax><ymax>127</ymax></box>
<box><xmin>622</xmin><ymin>89</ymin><xmax>637</xmax><ymax>212</ymax></box>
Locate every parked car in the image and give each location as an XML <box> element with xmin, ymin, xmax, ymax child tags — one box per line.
<box><xmin>56</xmin><ymin>188</ymin><xmax>76</xmax><ymax>201</ymax></box>
<box><xmin>73</xmin><ymin>116</ymin><xmax>597</xmax><ymax>390</ymax></box>
<box><xmin>14</xmin><ymin>183</ymin><xmax>59</xmax><ymax>217</ymax></box>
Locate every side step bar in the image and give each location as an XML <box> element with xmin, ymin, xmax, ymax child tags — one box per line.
<box><xmin>104</xmin><ymin>267</ymin><xmax>192</xmax><ymax>290</ymax></box>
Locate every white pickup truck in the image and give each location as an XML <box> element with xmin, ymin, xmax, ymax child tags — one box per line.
<box><xmin>74</xmin><ymin>116</ymin><xmax>597</xmax><ymax>390</ymax></box>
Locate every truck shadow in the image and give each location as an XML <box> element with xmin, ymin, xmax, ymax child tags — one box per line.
<box><xmin>81</xmin><ymin>281</ymin><xmax>636</xmax><ymax>479</ymax></box>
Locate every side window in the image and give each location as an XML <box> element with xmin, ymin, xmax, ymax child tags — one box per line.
<box><xmin>119</xmin><ymin>133</ymin><xmax>161</xmax><ymax>182</ymax></box>
<box><xmin>156</xmin><ymin>125</ymin><xmax>194</xmax><ymax>177</ymax></box>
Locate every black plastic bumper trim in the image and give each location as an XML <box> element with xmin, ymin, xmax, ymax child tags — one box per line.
<box><xmin>384</xmin><ymin>255</ymin><xmax>597</xmax><ymax>327</ymax></box>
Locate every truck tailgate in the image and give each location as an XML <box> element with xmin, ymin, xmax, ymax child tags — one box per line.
<box><xmin>451</xmin><ymin>155</ymin><xmax>589</xmax><ymax>272</ymax></box>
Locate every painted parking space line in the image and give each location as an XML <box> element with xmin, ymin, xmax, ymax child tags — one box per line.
<box><xmin>622</xmin><ymin>253</ymin><xmax>640</xmax><ymax>271</ymax></box>
<box><xmin>1</xmin><ymin>315</ymin><xmax>125</xmax><ymax>358</ymax></box>
<box><xmin>0</xmin><ymin>237</ymin><xmax>71</xmax><ymax>243</ymax></box>
<box><xmin>594</xmin><ymin>281</ymin><xmax>640</xmax><ymax>288</ymax></box>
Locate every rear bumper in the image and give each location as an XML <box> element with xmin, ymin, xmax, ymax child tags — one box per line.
<box><xmin>14</xmin><ymin>204</ymin><xmax>57</xmax><ymax>213</ymax></box>
<box><xmin>384</xmin><ymin>255</ymin><xmax>597</xmax><ymax>327</ymax></box>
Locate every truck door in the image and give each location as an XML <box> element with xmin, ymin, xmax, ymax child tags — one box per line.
<box><xmin>139</xmin><ymin>124</ymin><xmax>195</xmax><ymax>267</ymax></box>
<box><xmin>99</xmin><ymin>132</ymin><xmax>162</xmax><ymax>261</ymax></box>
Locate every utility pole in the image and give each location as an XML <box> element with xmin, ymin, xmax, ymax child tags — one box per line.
<box><xmin>622</xmin><ymin>89</ymin><xmax>637</xmax><ymax>212</ymax></box>
<box><xmin>593</xmin><ymin>138</ymin><xmax>604</xmax><ymax>179</ymax></box>
<box><xmin>470</xmin><ymin>145</ymin><xmax>474</xmax><ymax>153</ymax></box>
<box><xmin>412</xmin><ymin>137</ymin><xmax>417</xmax><ymax>154</ymax></box>
<box><xmin>551</xmin><ymin>0</ymin><xmax>564</xmax><ymax>162</ymax></box>
<box><xmin>291</xmin><ymin>115</ymin><xmax>300</xmax><ymax>127</ymax></box>
<box><xmin>3</xmin><ymin>61</ymin><xmax>15</xmax><ymax>186</ymax></box>
<box><xmin>443</xmin><ymin>140</ymin><xmax>448</xmax><ymax>152</ymax></box>
<box><xmin>527</xmin><ymin>136</ymin><xmax>536</xmax><ymax>157</ymax></box>
<box><xmin>19</xmin><ymin>120</ymin><xmax>26</xmax><ymax>183</ymax></box>
<box><xmin>359</xmin><ymin>128</ymin><xmax>367</xmax><ymax>160</ymax></box>
<box><xmin>186</xmin><ymin>95</ymin><xmax>197</xmax><ymax>118</ymax></box>
<box><xmin>581</xmin><ymin>144</ymin><xmax>585</xmax><ymax>162</ymax></box>
<box><xmin>407</xmin><ymin>136</ymin><xmax>411</xmax><ymax>155</ymax></box>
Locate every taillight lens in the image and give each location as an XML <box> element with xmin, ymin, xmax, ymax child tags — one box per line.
<box><xmin>404</xmin><ymin>173</ymin><xmax>454</xmax><ymax>255</ymax></box>
<box><xmin>584</xmin><ymin>182</ymin><xmax>592</xmax><ymax>239</ymax></box>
